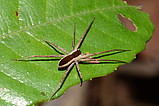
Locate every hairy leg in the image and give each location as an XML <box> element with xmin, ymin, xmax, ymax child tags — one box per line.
<box><xmin>74</xmin><ymin>17</ymin><xmax>95</xmax><ymax>50</ymax></box>
<box><xmin>75</xmin><ymin>61</ymin><xmax>83</xmax><ymax>86</ymax></box>
<box><xmin>42</xmin><ymin>39</ymin><xmax>69</xmax><ymax>54</ymax></box>
<box><xmin>49</xmin><ymin>62</ymin><xmax>75</xmax><ymax>101</ymax></box>
<box><xmin>12</xmin><ymin>55</ymin><xmax>65</xmax><ymax>61</ymax></box>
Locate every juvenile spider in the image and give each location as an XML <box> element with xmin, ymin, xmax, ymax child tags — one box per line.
<box><xmin>13</xmin><ymin>17</ymin><xmax>129</xmax><ymax>101</ymax></box>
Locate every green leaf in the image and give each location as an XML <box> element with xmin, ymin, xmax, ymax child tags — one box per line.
<box><xmin>0</xmin><ymin>0</ymin><xmax>154</xmax><ymax>105</ymax></box>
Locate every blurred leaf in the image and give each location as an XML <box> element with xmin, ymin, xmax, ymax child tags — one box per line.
<box><xmin>0</xmin><ymin>0</ymin><xmax>154</xmax><ymax>105</ymax></box>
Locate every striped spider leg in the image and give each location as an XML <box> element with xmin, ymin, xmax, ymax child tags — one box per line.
<box><xmin>13</xmin><ymin>17</ymin><xmax>129</xmax><ymax>101</ymax></box>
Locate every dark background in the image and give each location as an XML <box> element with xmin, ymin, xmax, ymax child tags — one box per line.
<box><xmin>45</xmin><ymin>0</ymin><xmax>159</xmax><ymax>106</ymax></box>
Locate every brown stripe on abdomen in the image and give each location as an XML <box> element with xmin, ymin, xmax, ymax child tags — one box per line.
<box><xmin>59</xmin><ymin>49</ymin><xmax>81</xmax><ymax>66</ymax></box>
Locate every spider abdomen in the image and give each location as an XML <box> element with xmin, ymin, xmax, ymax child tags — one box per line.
<box><xmin>58</xmin><ymin>49</ymin><xmax>81</xmax><ymax>68</ymax></box>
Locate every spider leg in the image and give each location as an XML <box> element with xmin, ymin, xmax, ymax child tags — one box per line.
<box><xmin>42</xmin><ymin>39</ymin><xmax>69</xmax><ymax>54</ymax></box>
<box><xmin>80</xmin><ymin>49</ymin><xmax>130</xmax><ymax>59</ymax></box>
<box><xmin>72</xmin><ymin>23</ymin><xmax>76</xmax><ymax>51</ymax></box>
<box><xmin>79</xmin><ymin>59</ymin><xmax>127</xmax><ymax>63</ymax></box>
<box><xmin>12</xmin><ymin>55</ymin><xmax>65</xmax><ymax>61</ymax></box>
<box><xmin>86</xmin><ymin>56</ymin><xmax>100</xmax><ymax>63</ymax></box>
<box><xmin>75</xmin><ymin>61</ymin><xmax>83</xmax><ymax>86</ymax></box>
<box><xmin>49</xmin><ymin>62</ymin><xmax>75</xmax><ymax>101</ymax></box>
<box><xmin>74</xmin><ymin>17</ymin><xmax>95</xmax><ymax>50</ymax></box>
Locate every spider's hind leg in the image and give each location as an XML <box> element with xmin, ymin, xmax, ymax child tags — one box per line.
<box><xmin>49</xmin><ymin>62</ymin><xmax>75</xmax><ymax>101</ymax></box>
<box><xmin>12</xmin><ymin>55</ymin><xmax>65</xmax><ymax>61</ymax></box>
<box><xmin>75</xmin><ymin>61</ymin><xmax>83</xmax><ymax>86</ymax></box>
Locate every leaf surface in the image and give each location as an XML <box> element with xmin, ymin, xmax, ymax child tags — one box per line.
<box><xmin>0</xmin><ymin>0</ymin><xmax>154</xmax><ymax>105</ymax></box>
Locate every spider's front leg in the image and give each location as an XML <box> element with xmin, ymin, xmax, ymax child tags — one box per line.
<box><xmin>79</xmin><ymin>58</ymin><xmax>127</xmax><ymax>63</ymax></box>
<box><xmin>79</xmin><ymin>49</ymin><xmax>130</xmax><ymax>63</ymax></box>
<box><xmin>74</xmin><ymin>17</ymin><xmax>95</xmax><ymax>50</ymax></box>
<box><xmin>84</xmin><ymin>52</ymin><xmax>100</xmax><ymax>63</ymax></box>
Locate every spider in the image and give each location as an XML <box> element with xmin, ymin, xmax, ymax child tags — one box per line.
<box><xmin>13</xmin><ymin>17</ymin><xmax>129</xmax><ymax>101</ymax></box>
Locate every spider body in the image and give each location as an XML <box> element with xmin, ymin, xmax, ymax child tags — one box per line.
<box><xmin>58</xmin><ymin>49</ymin><xmax>81</xmax><ymax>68</ymax></box>
<box><xmin>13</xmin><ymin>17</ymin><xmax>129</xmax><ymax>101</ymax></box>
